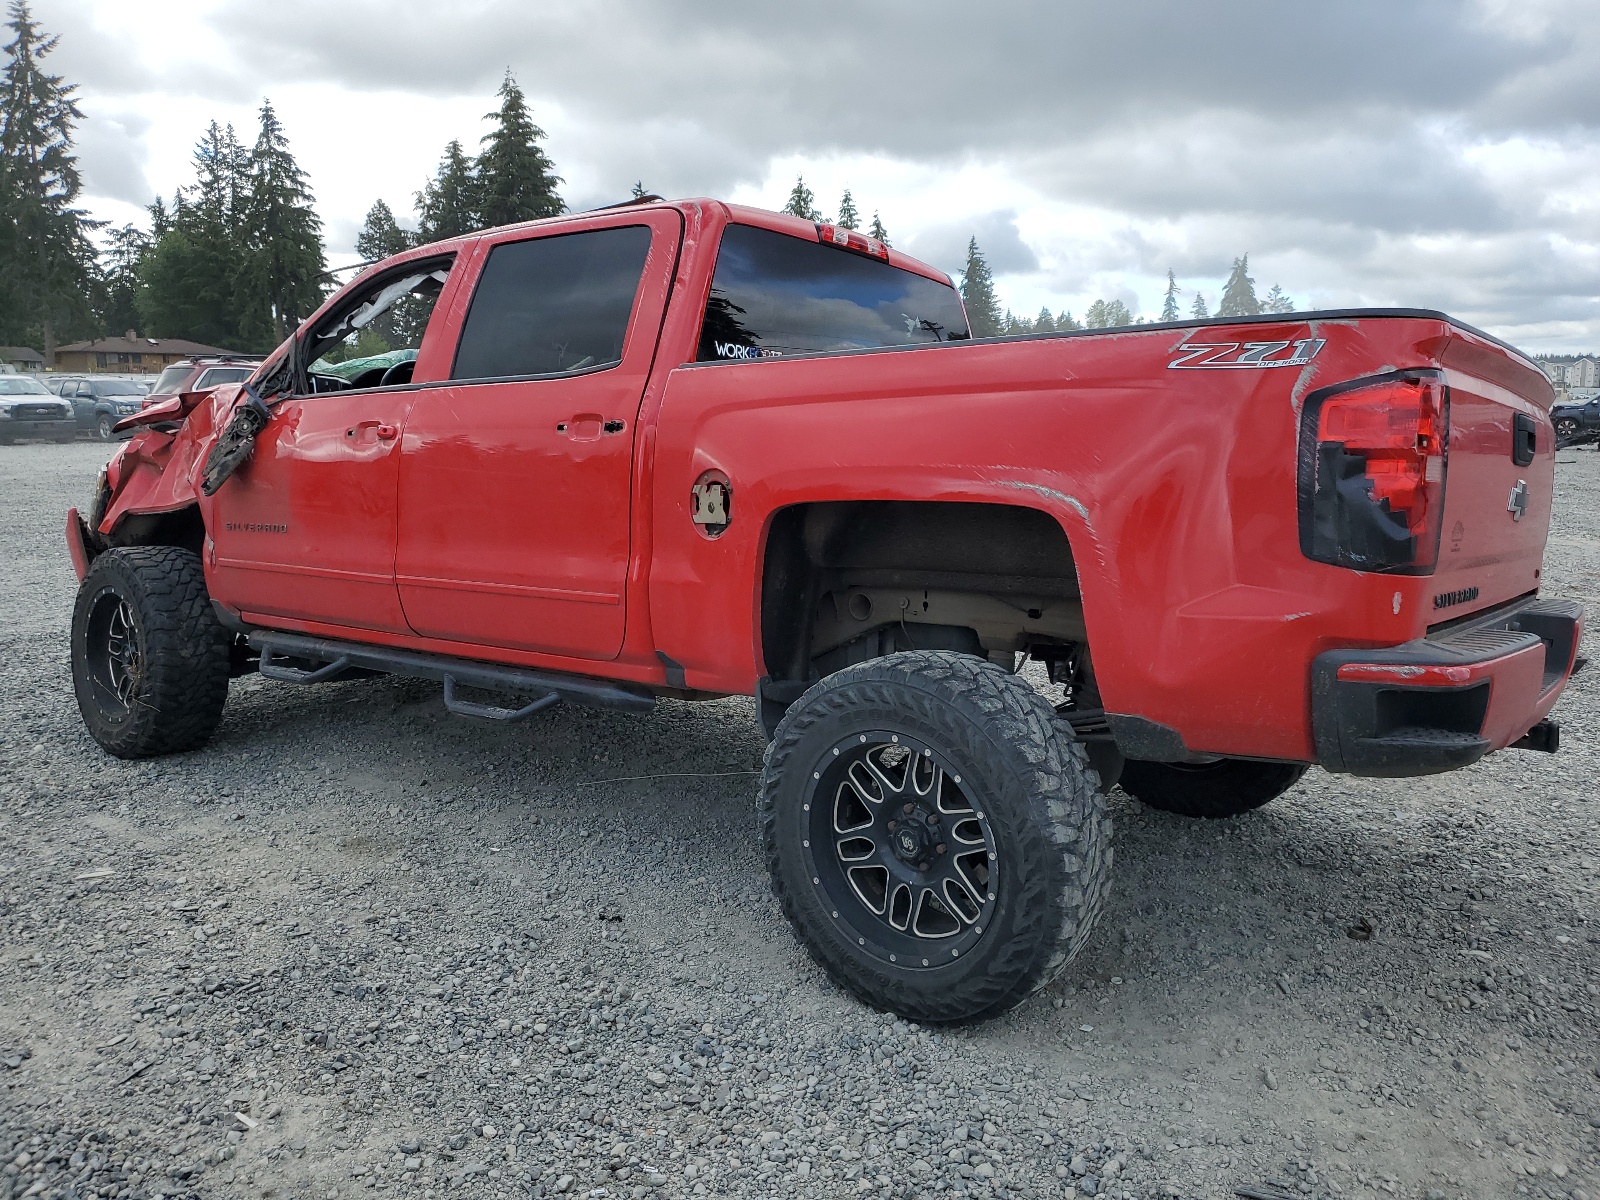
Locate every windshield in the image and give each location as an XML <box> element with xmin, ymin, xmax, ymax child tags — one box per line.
<box><xmin>151</xmin><ymin>365</ymin><xmax>192</xmax><ymax>394</ymax></box>
<box><xmin>93</xmin><ymin>380</ymin><xmax>147</xmax><ymax>395</ymax></box>
<box><xmin>0</xmin><ymin>377</ymin><xmax>51</xmax><ymax>395</ymax></box>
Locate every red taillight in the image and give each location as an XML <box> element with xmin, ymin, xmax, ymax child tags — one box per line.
<box><xmin>1298</xmin><ymin>371</ymin><xmax>1448</xmax><ymax>574</ymax></box>
<box><xmin>815</xmin><ymin>223</ymin><xmax>890</xmax><ymax>262</ymax></box>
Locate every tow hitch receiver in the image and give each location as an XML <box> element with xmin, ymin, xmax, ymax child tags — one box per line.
<box><xmin>1512</xmin><ymin>720</ymin><xmax>1559</xmax><ymax>754</ymax></box>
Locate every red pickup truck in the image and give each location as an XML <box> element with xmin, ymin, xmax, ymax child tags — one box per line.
<box><xmin>65</xmin><ymin>198</ymin><xmax>1582</xmax><ymax>1023</ymax></box>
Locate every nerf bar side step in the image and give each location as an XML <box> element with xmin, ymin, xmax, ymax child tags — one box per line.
<box><xmin>247</xmin><ymin>631</ymin><xmax>656</xmax><ymax>717</ymax></box>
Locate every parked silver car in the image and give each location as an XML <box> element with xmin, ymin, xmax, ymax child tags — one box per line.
<box><xmin>0</xmin><ymin>376</ymin><xmax>75</xmax><ymax>443</ymax></box>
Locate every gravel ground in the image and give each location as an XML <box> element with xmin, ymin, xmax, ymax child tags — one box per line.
<box><xmin>1</xmin><ymin>440</ymin><xmax>1597</xmax><ymax>1200</ymax></box>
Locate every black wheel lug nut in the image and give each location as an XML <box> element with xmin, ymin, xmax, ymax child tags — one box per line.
<box><xmin>902</xmin><ymin>803</ymin><xmax>915</xmax><ymax>814</ymax></box>
<box><xmin>928</xmin><ymin>812</ymin><xmax>940</xmax><ymax>823</ymax></box>
<box><xmin>887</xmin><ymin>820</ymin><xmax>897</xmax><ymax>831</ymax></box>
<box><xmin>935</xmin><ymin>844</ymin><xmax>947</xmax><ymax>855</ymax></box>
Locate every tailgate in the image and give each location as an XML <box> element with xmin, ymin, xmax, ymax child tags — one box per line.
<box><xmin>1427</xmin><ymin>328</ymin><xmax>1555</xmax><ymax>619</ymax></box>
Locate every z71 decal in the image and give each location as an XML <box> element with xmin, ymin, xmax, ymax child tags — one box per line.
<box><xmin>1167</xmin><ymin>338</ymin><xmax>1326</xmax><ymax>370</ymax></box>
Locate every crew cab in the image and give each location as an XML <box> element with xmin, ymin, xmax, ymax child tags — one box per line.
<box><xmin>64</xmin><ymin>198</ymin><xmax>1583</xmax><ymax>1023</ymax></box>
<box><xmin>48</xmin><ymin>376</ymin><xmax>149</xmax><ymax>440</ymax></box>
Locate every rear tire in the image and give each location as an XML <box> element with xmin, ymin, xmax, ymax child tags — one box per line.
<box><xmin>760</xmin><ymin>650</ymin><xmax>1112</xmax><ymax>1023</ymax></box>
<box><xmin>71</xmin><ymin>547</ymin><xmax>230</xmax><ymax>758</ymax></box>
<box><xmin>1118</xmin><ymin>757</ymin><xmax>1307</xmax><ymax>819</ymax></box>
<box><xmin>96</xmin><ymin>414</ymin><xmax>116</xmax><ymax>441</ymax></box>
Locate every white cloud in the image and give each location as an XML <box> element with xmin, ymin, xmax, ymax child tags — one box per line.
<box><xmin>36</xmin><ymin>0</ymin><xmax>1600</xmax><ymax>351</ymax></box>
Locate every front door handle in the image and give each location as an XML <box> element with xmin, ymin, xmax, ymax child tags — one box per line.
<box><xmin>557</xmin><ymin>414</ymin><xmax>604</xmax><ymax>441</ymax></box>
<box><xmin>345</xmin><ymin>421</ymin><xmax>399</xmax><ymax>444</ymax></box>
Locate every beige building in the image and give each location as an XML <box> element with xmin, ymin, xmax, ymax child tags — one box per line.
<box><xmin>53</xmin><ymin>333</ymin><xmax>242</xmax><ymax>374</ymax></box>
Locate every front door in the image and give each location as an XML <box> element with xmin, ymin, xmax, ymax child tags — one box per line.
<box><xmin>395</xmin><ymin>210</ymin><xmax>681</xmax><ymax>660</ymax></box>
<box><xmin>206</xmin><ymin>255</ymin><xmax>461</xmax><ymax>634</ymax></box>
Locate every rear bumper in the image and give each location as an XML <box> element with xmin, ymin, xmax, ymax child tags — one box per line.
<box><xmin>1312</xmin><ymin>595</ymin><xmax>1583</xmax><ymax>777</ymax></box>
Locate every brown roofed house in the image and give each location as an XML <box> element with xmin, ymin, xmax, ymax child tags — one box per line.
<box><xmin>53</xmin><ymin>332</ymin><xmax>245</xmax><ymax>374</ymax></box>
<box><xmin>0</xmin><ymin>346</ymin><xmax>45</xmax><ymax>370</ymax></box>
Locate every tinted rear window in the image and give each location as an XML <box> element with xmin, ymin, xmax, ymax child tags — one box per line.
<box><xmin>196</xmin><ymin>368</ymin><xmax>251</xmax><ymax>388</ymax></box>
<box><xmin>697</xmin><ymin>224</ymin><xmax>969</xmax><ymax>363</ymax></box>
<box><xmin>452</xmin><ymin>226</ymin><xmax>652</xmax><ymax>381</ymax></box>
<box><xmin>152</xmin><ymin>365</ymin><xmax>192</xmax><ymax>393</ymax></box>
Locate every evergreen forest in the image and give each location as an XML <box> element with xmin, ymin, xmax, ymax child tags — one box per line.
<box><xmin>0</xmin><ymin>1</ymin><xmax>1298</xmax><ymax>359</ymax></box>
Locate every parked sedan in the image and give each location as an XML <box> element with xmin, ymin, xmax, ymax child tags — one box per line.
<box><xmin>57</xmin><ymin>377</ymin><xmax>150</xmax><ymax>440</ymax></box>
<box><xmin>0</xmin><ymin>376</ymin><xmax>75</xmax><ymax>443</ymax></box>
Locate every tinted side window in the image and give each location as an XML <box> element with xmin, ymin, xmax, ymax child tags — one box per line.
<box><xmin>452</xmin><ymin>226</ymin><xmax>653</xmax><ymax>381</ymax></box>
<box><xmin>697</xmin><ymin>224</ymin><xmax>970</xmax><ymax>363</ymax></box>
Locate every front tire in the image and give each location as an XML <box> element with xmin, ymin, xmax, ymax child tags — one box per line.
<box><xmin>1118</xmin><ymin>757</ymin><xmax>1307</xmax><ymax>818</ymax></box>
<box><xmin>760</xmin><ymin>651</ymin><xmax>1112</xmax><ymax>1023</ymax></box>
<box><xmin>71</xmin><ymin>547</ymin><xmax>230</xmax><ymax>758</ymax></box>
<box><xmin>96</xmin><ymin>414</ymin><xmax>116</xmax><ymax>441</ymax></box>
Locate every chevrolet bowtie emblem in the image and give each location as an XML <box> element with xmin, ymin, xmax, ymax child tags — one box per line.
<box><xmin>1507</xmin><ymin>479</ymin><xmax>1529</xmax><ymax>521</ymax></box>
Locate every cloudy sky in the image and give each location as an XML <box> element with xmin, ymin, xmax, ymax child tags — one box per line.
<box><xmin>37</xmin><ymin>0</ymin><xmax>1600</xmax><ymax>351</ymax></box>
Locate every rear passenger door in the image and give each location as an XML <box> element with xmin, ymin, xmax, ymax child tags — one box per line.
<box><xmin>394</xmin><ymin>209</ymin><xmax>681</xmax><ymax>661</ymax></box>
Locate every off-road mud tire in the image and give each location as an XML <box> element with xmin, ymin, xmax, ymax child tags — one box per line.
<box><xmin>1118</xmin><ymin>757</ymin><xmax>1308</xmax><ymax>819</ymax></box>
<box><xmin>71</xmin><ymin>546</ymin><xmax>230</xmax><ymax>758</ymax></box>
<box><xmin>760</xmin><ymin>650</ymin><xmax>1113</xmax><ymax>1023</ymax></box>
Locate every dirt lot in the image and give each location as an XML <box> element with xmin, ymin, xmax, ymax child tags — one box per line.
<box><xmin>1</xmin><ymin>440</ymin><xmax>1597</xmax><ymax>1200</ymax></box>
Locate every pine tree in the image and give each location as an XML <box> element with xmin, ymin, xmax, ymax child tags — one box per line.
<box><xmin>238</xmin><ymin>99</ymin><xmax>325</xmax><ymax>347</ymax></box>
<box><xmin>1217</xmin><ymin>254</ymin><xmax>1261</xmax><ymax>317</ymax></box>
<box><xmin>1085</xmin><ymin>299</ymin><xmax>1133</xmax><ymax>329</ymax></box>
<box><xmin>959</xmin><ymin>237</ymin><xmax>1002</xmax><ymax>338</ymax></box>
<box><xmin>139</xmin><ymin>124</ymin><xmax>254</xmax><ymax>348</ymax></box>
<box><xmin>416</xmin><ymin>139</ymin><xmax>480</xmax><ymax>241</ymax></box>
<box><xmin>1190</xmin><ymin>292</ymin><xmax>1210</xmax><ymax>320</ymax></box>
<box><xmin>99</xmin><ymin>223</ymin><xmax>147</xmax><ymax>335</ymax></box>
<box><xmin>630</xmin><ymin>180</ymin><xmax>648</xmax><ymax>199</ymax></box>
<box><xmin>1262</xmin><ymin>283</ymin><xmax>1294</xmax><ymax>314</ymax></box>
<box><xmin>1034</xmin><ymin>306</ymin><xmax>1055</xmax><ymax>334</ymax></box>
<box><xmin>0</xmin><ymin>0</ymin><xmax>99</xmax><ymax>358</ymax></box>
<box><xmin>1160</xmin><ymin>269</ymin><xmax>1181</xmax><ymax>322</ymax></box>
<box><xmin>783</xmin><ymin>175</ymin><xmax>821</xmax><ymax>221</ymax></box>
<box><xmin>1057</xmin><ymin>310</ymin><xmax>1081</xmax><ymax>331</ymax></box>
<box><xmin>868</xmin><ymin>211</ymin><xmax>890</xmax><ymax>246</ymax></box>
<box><xmin>476</xmin><ymin>70</ymin><xmax>563</xmax><ymax>228</ymax></box>
<box><xmin>355</xmin><ymin>199</ymin><xmax>412</xmax><ymax>261</ymax></box>
<box><xmin>836</xmin><ymin>189</ymin><xmax>859</xmax><ymax>230</ymax></box>
<box><xmin>1005</xmin><ymin>309</ymin><xmax>1035</xmax><ymax>335</ymax></box>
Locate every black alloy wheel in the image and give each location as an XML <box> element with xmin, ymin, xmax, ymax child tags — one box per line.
<box><xmin>810</xmin><ymin>730</ymin><xmax>999</xmax><ymax>964</ymax></box>
<box><xmin>761</xmin><ymin>650</ymin><xmax>1112</xmax><ymax>1023</ymax></box>
<box><xmin>71</xmin><ymin>546</ymin><xmax>231</xmax><ymax>758</ymax></box>
<box><xmin>83</xmin><ymin>590</ymin><xmax>143</xmax><ymax>719</ymax></box>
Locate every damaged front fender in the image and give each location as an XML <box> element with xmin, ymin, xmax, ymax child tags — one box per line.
<box><xmin>94</xmin><ymin>384</ymin><xmax>245</xmax><ymax>542</ymax></box>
